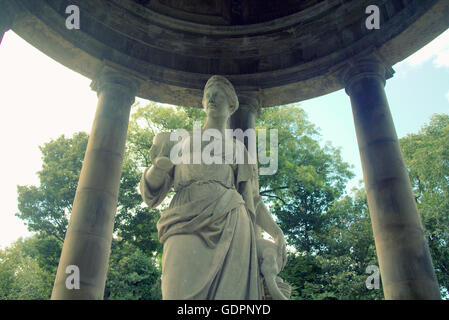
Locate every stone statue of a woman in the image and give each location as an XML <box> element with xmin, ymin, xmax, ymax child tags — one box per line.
<box><xmin>140</xmin><ymin>75</ymin><xmax>288</xmax><ymax>299</ymax></box>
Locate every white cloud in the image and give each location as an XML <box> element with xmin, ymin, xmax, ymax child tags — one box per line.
<box><xmin>405</xmin><ymin>28</ymin><xmax>449</xmax><ymax>67</ymax></box>
<box><xmin>446</xmin><ymin>90</ymin><xmax>449</xmax><ymax>103</ymax></box>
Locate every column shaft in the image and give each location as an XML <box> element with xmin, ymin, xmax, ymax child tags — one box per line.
<box><xmin>230</xmin><ymin>93</ymin><xmax>262</xmax><ymax>236</ymax></box>
<box><xmin>345</xmin><ymin>61</ymin><xmax>440</xmax><ymax>299</ymax></box>
<box><xmin>51</xmin><ymin>72</ymin><xmax>137</xmax><ymax>299</ymax></box>
<box><xmin>230</xmin><ymin>105</ymin><xmax>257</xmax><ymax>132</ymax></box>
<box><xmin>230</xmin><ymin>93</ymin><xmax>259</xmax><ymax>146</ymax></box>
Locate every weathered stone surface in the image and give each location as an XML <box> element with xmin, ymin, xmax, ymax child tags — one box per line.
<box><xmin>51</xmin><ymin>70</ymin><xmax>138</xmax><ymax>300</ymax></box>
<box><xmin>344</xmin><ymin>60</ymin><xmax>441</xmax><ymax>300</ymax></box>
<box><xmin>140</xmin><ymin>76</ymin><xmax>288</xmax><ymax>299</ymax></box>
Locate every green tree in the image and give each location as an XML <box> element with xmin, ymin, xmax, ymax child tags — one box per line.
<box><xmin>254</xmin><ymin>105</ymin><xmax>383</xmax><ymax>299</ymax></box>
<box><xmin>257</xmin><ymin>105</ymin><xmax>355</xmax><ymax>266</ymax></box>
<box><xmin>16</xmin><ymin>132</ymin><xmax>88</xmax><ymax>242</ymax></box>
<box><xmin>17</xmin><ymin>101</ymin><xmax>428</xmax><ymax>300</ymax></box>
<box><xmin>400</xmin><ymin>113</ymin><xmax>449</xmax><ymax>293</ymax></box>
<box><xmin>256</xmin><ymin>106</ymin><xmax>354</xmax><ymax>254</ymax></box>
<box><xmin>18</xmin><ymin>234</ymin><xmax>62</xmax><ymax>276</ymax></box>
<box><xmin>0</xmin><ymin>237</ymin><xmax>54</xmax><ymax>299</ymax></box>
<box><xmin>13</xmin><ymin>102</ymin><xmax>206</xmax><ymax>299</ymax></box>
<box><xmin>280</xmin><ymin>188</ymin><xmax>383</xmax><ymax>300</ymax></box>
<box><xmin>104</xmin><ymin>240</ymin><xmax>161</xmax><ymax>300</ymax></box>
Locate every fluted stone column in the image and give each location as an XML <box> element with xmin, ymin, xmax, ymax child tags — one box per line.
<box><xmin>51</xmin><ymin>71</ymin><xmax>138</xmax><ymax>299</ymax></box>
<box><xmin>344</xmin><ymin>60</ymin><xmax>441</xmax><ymax>299</ymax></box>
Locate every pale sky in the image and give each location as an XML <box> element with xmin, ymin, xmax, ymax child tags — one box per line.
<box><xmin>0</xmin><ymin>29</ymin><xmax>448</xmax><ymax>249</ymax></box>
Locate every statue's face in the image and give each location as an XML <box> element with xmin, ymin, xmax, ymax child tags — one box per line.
<box><xmin>203</xmin><ymin>83</ymin><xmax>232</xmax><ymax>119</ymax></box>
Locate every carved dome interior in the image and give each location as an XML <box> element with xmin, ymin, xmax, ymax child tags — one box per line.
<box><xmin>133</xmin><ymin>0</ymin><xmax>325</xmax><ymax>25</ymax></box>
<box><xmin>3</xmin><ymin>0</ymin><xmax>448</xmax><ymax>107</ymax></box>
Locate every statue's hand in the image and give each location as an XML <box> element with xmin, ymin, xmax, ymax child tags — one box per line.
<box><xmin>154</xmin><ymin>156</ymin><xmax>174</xmax><ymax>172</ymax></box>
<box><xmin>273</xmin><ymin>228</ymin><xmax>287</xmax><ymax>270</ymax></box>
<box><xmin>145</xmin><ymin>156</ymin><xmax>174</xmax><ymax>191</ymax></box>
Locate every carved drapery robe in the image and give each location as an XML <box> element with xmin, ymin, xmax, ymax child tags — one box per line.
<box><xmin>140</xmin><ymin>132</ymin><xmax>264</xmax><ymax>299</ymax></box>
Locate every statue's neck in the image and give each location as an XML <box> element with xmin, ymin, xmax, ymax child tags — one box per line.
<box><xmin>202</xmin><ymin>117</ymin><xmax>228</xmax><ymax>136</ymax></box>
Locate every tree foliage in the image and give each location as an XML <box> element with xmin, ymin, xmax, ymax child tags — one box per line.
<box><xmin>16</xmin><ymin>132</ymin><xmax>88</xmax><ymax>242</ymax></box>
<box><xmin>280</xmin><ymin>189</ymin><xmax>382</xmax><ymax>300</ymax></box>
<box><xmin>256</xmin><ymin>106</ymin><xmax>354</xmax><ymax>253</ymax></box>
<box><xmin>104</xmin><ymin>240</ymin><xmax>162</xmax><ymax>300</ymax></box>
<box><xmin>12</xmin><ymin>102</ymin><xmax>205</xmax><ymax>299</ymax></box>
<box><xmin>9</xmin><ymin>101</ymin><xmax>449</xmax><ymax>300</ymax></box>
<box><xmin>400</xmin><ymin>114</ymin><xmax>449</xmax><ymax>293</ymax></box>
<box><xmin>0</xmin><ymin>237</ymin><xmax>54</xmax><ymax>299</ymax></box>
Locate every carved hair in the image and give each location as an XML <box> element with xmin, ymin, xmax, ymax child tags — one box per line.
<box><xmin>203</xmin><ymin>75</ymin><xmax>239</xmax><ymax>115</ymax></box>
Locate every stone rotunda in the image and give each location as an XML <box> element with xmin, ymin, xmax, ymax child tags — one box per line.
<box><xmin>1</xmin><ymin>0</ymin><xmax>448</xmax><ymax>300</ymax></box>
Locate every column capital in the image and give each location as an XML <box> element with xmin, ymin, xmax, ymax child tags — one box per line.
<box><xmin>236</xmin><ymin>92</ymin><xmax>261</xmax><ymax>117</ymax></box>
<box><xmin>342</xmin><ymin>58</ymin><xmax>395</xmax><ymax>96</ymax></box>
<box><xmin>91</xmin><ymin>64</ymin><xmax>140</xmax><ymax>105</ymax></box>
<box><xmin>91</xmin><ymin>70</ymin><xmax>139</xmax><ymax>97</ymax></box>
<box><xmin>347</xmin><ymin>61</ymin><xmax>441</xmax><ymax>298</ymax></box>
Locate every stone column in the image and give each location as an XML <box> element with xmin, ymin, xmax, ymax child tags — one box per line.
<box><xmin>230</xmin><ymin>93</ymin><xmax>260</xmax><ymax>143</ymax></box>
<box><xmin>344</xmin><ymin>60</ymin><xmax>441</xmax><ymax>299</ymax></box>
<box><xmin>51</xmin><ymin>70</ymin><xmax>138</xmax><ymax>300</ymax></box>
<box><xmin>230</xmin><ymin>93</ymin><xmax>260</xmax><ymax>165</ymax></box>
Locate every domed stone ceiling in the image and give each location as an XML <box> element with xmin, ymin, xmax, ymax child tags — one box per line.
<box><xmin>3</xmin><ymin>0</ymin><xmax>449</xmax><ymax>107</ymax></box>
<box><xmin>134</xmin><ymin>0</ymin><xmax>325</xmax><ymax>25</ymax></box>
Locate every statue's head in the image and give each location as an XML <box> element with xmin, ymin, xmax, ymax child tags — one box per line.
<box><xmin>202</xmin><ymin>75</ymin><xmax>239</xmax><ymax>119</ymax></box>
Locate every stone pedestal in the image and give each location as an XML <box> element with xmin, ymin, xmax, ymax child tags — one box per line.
<box><xmin>51</xmin><ymin>71</ymin><xmax>137</xmax><ymax>299</ymax></box>
<box><xmin>344</xmin><ymin>60</ymin><xmax>441</xmax><ymax>299</ymax></box>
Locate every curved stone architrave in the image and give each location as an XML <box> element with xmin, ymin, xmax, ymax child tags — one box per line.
<box><xmin>0</xmin><ymin>0</ymin><xmax>22</xmax><ymax>44</ymax></box>
<box><xmin>6</xmin><ymin>0</ymin><xmax>449</xmax><ymax>107</ymax></box>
